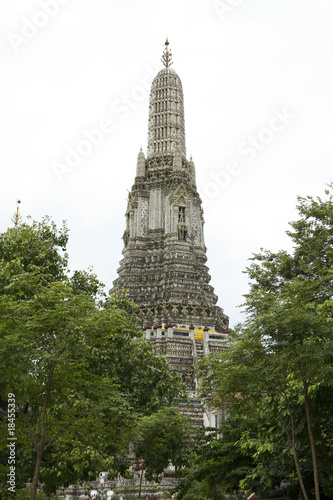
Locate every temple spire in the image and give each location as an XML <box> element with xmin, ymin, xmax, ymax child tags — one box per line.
<box><xmin>161</xmin><ymin>38</ymin><xmax>173</xmax><ymax>68</ymax></box>
<box><xmin>136</xmin><ymin>146</ymin><xmax>146</xmax><ymax>177</ymax></box>
<box><xmin>148</xmin><ymin>40</ymin><xmax>185</xmax><ymax>158</ymax></box>
<box><xmin>11</xmin><ymin>199</ymin><xmax>22</xmax><ymax>228</ymax></box>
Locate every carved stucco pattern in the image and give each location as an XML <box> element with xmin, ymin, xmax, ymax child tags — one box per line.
<box><xmin>140</xmin><ymin>198</ymin><xmax>149</xmax><ymax>236</ymax></box>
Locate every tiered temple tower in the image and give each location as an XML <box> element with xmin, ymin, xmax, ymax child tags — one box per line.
<box><xmin>112</xmin><ymin>40</ymin><xmax>229</xmax><ymax>338</ymax></box>
<box><xmin>112</xmin><ymin>42</ymin><xmax>229</xmax><ymax>436</ymax></box>
<box><xmin>64</xmin><ymin>41</ymin><xmax>230</xmax><ymax>500</ymax></box>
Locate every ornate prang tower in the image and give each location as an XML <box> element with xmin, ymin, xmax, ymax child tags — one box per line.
<box><xmin>112</xmin><ymin>40</ymin><xmax>229</xmax><ymax>416</ymax></box>
<box><xmin>63</xmin><ymin>41</ymin><xmax>230</xmax><ymax>500</ymax></box>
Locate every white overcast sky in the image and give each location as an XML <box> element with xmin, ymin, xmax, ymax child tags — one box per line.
<box><xmin>1</xmin><ymin>0</ymin><xmax>333</xmax><ymax>326</ymax></box>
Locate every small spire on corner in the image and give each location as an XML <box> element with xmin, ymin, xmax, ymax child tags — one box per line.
<box><xmin>11</xmin><ymin>199</ymin><xmax>22</xmax><ymax>229</ymax></box>
<box><xmin>161</xmin><ymin>38</ymin><xmax>173</xmax><ymax>68</ymax></box>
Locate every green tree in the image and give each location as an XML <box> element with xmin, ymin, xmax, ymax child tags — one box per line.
<box><xmin>199</xmin><ymin>187</ymin><xmax>333</xmax><ymax>500</ymax></box>
<box><xmin>0</xmin><ymin>218</ymin><xmax>183</xmax><ymax>500</ymax></box>
<box><xmin>133</xmin><ymin>406</ymin><xmax>191</xmax><ymax>499</ymax></box>
<box><xmin>175</xmin><ymin>421</ymin><xmax>253</xmax><ymax>500</ymax></box>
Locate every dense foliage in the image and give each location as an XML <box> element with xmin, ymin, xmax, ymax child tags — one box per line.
<box><xmin>180</xmin><ymin>187</ymin><xmax>333</xmax><ymax>500</ymax></box>
<box><xmin>133</xmin><ymin>406</ymin><xmax>191</xmax><ymax>499</ymax></box>
<box><xmin>134</xmin><ymin>406</ymin><xmax>191</xmax><ymax>482</ymax></box>
<box><xmin>0</xmin><ymin>217</ymin><xmax>183</xmax><ymax>500</ymax></box>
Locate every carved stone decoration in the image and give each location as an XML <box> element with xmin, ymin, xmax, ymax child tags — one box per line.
<box><xmin>173</xmin><ymin>183</ymin><xmax>189</xmax><ymax>205</ymax></box>
<box><xmin>177</xmin><ymin>221</ymin><xmax>187</xmax><ymax>241</ymax></box>
<box><xmin>122</xmin><ymin>229</ymin><xmax>130</xmax><ymax>247</ymax></box>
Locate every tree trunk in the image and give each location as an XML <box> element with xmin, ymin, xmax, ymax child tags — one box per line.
<box><xmin>273</xmin><ymin>395</ymin><xmax>309</xmax><ymax>500</ymax></box>
<box><xmin>289</xmin><ymin>435</ymin><xmax>309</xmax><ymax>500</ymax></box>
<box><xmin>303</xmin><ymin>381</ymin><xmax>320</xmax><ymax>500</ymax></box>
<box><xmin>30</xmin><ymin>448</ymin><xmax>43</xmax><ymax>500</ymax></box>
<box><xmin>30</xmin><ymin>361</ymin><xmax>55</xmax><ymax>500</ymax></box>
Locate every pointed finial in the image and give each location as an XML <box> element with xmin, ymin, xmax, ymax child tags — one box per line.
<box><xmin>11</xmin><ymin>199</ymin><xmax>22</xmax><ymax>228</ymax></box>
<box><xmin>161</xmin><ymin>38</ymin><xmax>173</xmax><ymax>68</ymax></box>
<box><xmin>137</xmin><ymin>148</ymin><xmax>146</xmax><ymax>177</ymax></box>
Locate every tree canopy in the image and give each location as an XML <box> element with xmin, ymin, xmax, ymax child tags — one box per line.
<box><xmin>133</xmin><ymin>406</ymin><xmax>191</xmax><ymax>499</ymax></box>
<box><xmin>0</xmin><ymin>217</ymin><xmax>183</xmax><ymax>500</ymax></box>
<box><xmin>195</xmin><ymin>187</ymin><xmax>333</xmax><ymax>500</ymax></box>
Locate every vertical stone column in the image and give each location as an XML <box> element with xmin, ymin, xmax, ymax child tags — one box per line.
<box><xmin>167</xmin><ymin>326</ymin><xmax>174</xmax><ymax>338</ymax></box>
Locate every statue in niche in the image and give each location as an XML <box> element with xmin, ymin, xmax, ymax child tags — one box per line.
<box><xmin>178</xmin><ymin>208</ymin><xmax>187</xmax><ymax>241</ymax></box>
<box><xmin>178</xmin><ymin>223</ymin><xmax>187</xmax><ymax>241</ymax></box>
<box><xmin>122</xmin><ymin>229</ymin><xmax>130</xmax><ymax>247</ymax></box>
<box><xmin>178</xmin><ymin>207</ymin><xmax>185</xmax><ymax>220</ymax></box>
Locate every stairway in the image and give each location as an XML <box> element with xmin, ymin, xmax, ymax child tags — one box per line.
<box><xmin>195</xmin><ymin>339</ymin><xmax>204</xmax><ymax>361</ymax></box>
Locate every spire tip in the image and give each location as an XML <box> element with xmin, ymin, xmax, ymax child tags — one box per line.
<box><xmin>12</xmin><ymin>200</ymin><xmax>22</xmax><ymax>228</ymax></box>
<box><xmin>161</xmin><ymin>38</ymin><xmax>173</xmax><ymax>68</ymax></box>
